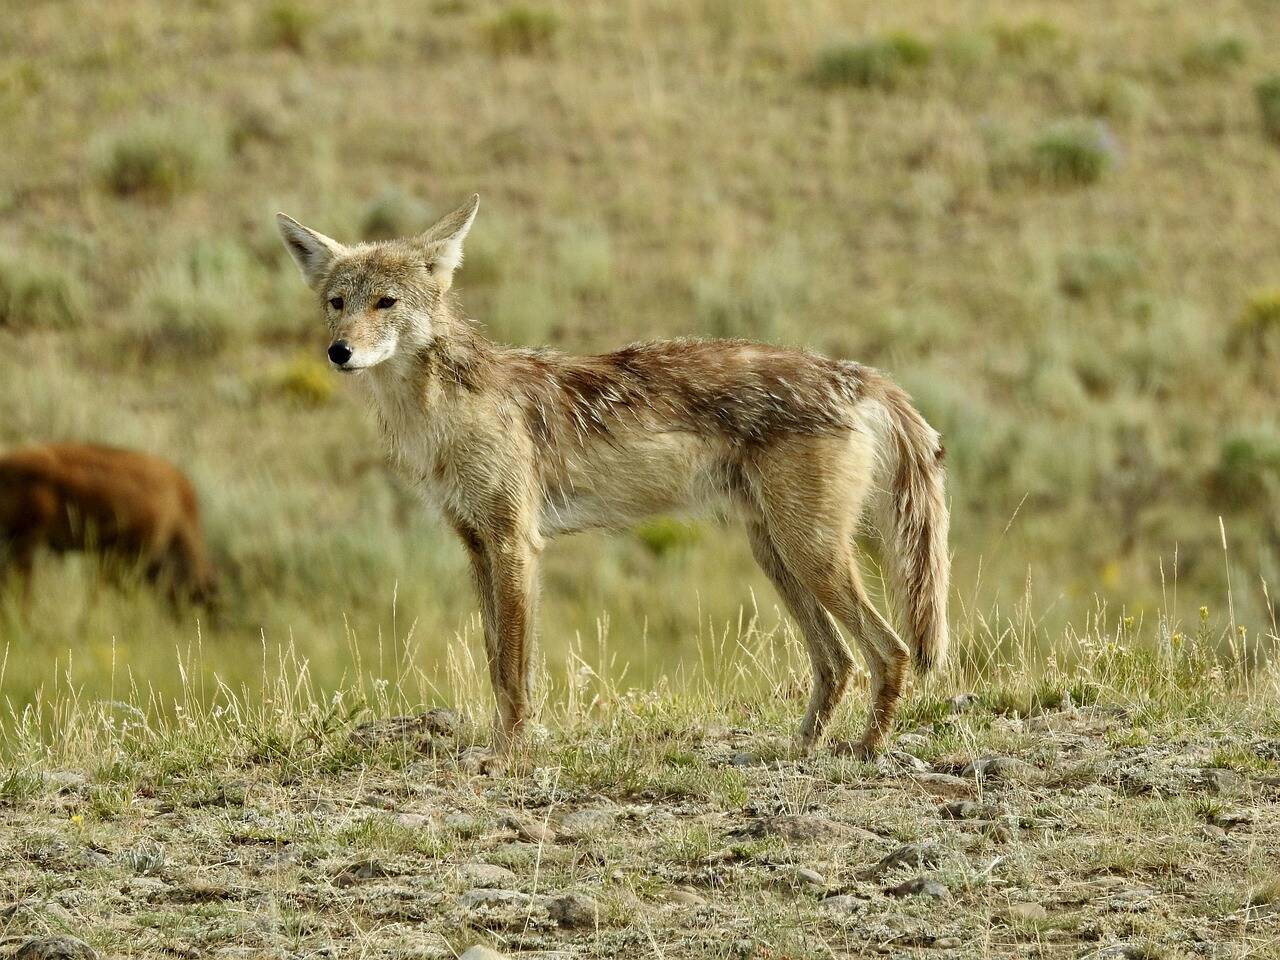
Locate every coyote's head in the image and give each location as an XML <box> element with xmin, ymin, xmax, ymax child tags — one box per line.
<box><xmin>276</xmin><ymin>196</ymin><xmax>479</xmax><ymax>373</ymax></box>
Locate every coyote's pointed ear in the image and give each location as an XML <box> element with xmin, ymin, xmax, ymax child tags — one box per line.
<box><xmin>418</xmin><ymin>194</ymin><xmax>479</xmax><ymax>290</ymax></box>
<box><xmin>276</xmin><ymin>213</ymin><xmax>346</xmax><ymax>290</ymax></box>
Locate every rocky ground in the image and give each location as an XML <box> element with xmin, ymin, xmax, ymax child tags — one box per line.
<box><xmin>1</xmin><ymin>693</ymin><xmax>1278</xmax><ymax>960</ymax></box>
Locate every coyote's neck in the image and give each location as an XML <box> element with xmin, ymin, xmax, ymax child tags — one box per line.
<box><xmin>363</xmin><ymin>312</ymin><xmax>497</xmax><ymax>471</ymax></box>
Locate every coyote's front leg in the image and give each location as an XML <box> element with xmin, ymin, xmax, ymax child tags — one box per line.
<box><xmin>488</xmin><ymin>536</ymin><xmax>538</xmax><ymax>750</ymax></box>
<box><xmin>463</xmin><ymin>524</ymin><xmax>539</xmax><ymax>754</ymax></box>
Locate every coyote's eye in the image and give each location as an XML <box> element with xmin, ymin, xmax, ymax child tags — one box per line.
<box><xmin>328</xmin><ymin>296</ymin><xmax>344</xmax><ymax>310</ymax></box>
<box><xmin>375</xmin><ymin>296</ymin><xmax>397</xmax><ymax>310</ymax></box>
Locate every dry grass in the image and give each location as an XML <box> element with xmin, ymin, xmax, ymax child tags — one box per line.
<box><xmin>0</xmin><ymin>618</ymin><xmax>1277</xmax><ymax>958</ymax></box>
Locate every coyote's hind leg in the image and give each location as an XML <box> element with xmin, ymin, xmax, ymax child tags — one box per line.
<box><xmin>746</xmin><ymin>521</ymin><xmax>854</xmax><ymax>750</ymax></box>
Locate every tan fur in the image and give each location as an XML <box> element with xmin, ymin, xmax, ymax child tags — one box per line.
<box><xmin>0</xmin><ymin>443</ymin><xmax>218</xmax><ymax>606</ymax></box>
<box><xmin>278</xmin><ymin>197</ymin><xmax>950</xmax><ymax>755</ymax></box>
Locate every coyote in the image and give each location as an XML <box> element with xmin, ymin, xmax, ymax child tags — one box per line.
<box><xmin>277</xmin><ymin>197</ymin><xmax>949</xmax><ymax>756</ymax></box>
<box><xmin>0</xmin><ymin>443</ymin><xmax>218</xmax><ymax>607</ymax></box>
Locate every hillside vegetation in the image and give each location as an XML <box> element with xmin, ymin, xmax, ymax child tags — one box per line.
<box><xmin>1</xmin><ymin>0</ymin><xmax>1279</xmax><ymax>705</ymax></box>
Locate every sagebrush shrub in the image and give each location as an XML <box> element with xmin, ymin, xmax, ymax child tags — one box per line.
<box><xmin>361</xmin><ymin>188</ymin><xmax>431</xmax><ymax>241</ymax></box>
<box><xmin>259</xmin><ymin>1</ymin><xmax>315</xmax><ymax>52</ymax></box>
<box><xmin>487</xmin><ymin>5</ymin><xmax>560</xmax><ymax>56</ymax></box>
<box><xmin>1181</xmin><ymin>33</ymin><xmax>1247</xmax><ymax>76</ymax></box>
<box><xmin>0</xmin><ymin>256</ymin><xmax>84</xmax><ymax>329</ymax></box>
<box><xmin>1230</xmin><ymin>289</ymin><xmax>1280</xmax><ymax>357</ymax></box>
<box><xmin>1029</xmin><ymin>120</ymin><xmax>1114</xmax><ymax>186</ymax></box>
<box><xmin>94</xmin><ymin>116</ymin><xmax>221</xmax><ymax>199</ymax></box>
<box><xmin>810</xmin><ymin>34</ymin><xmax>931</xmax><ymax>90</ymax></box>
<box><xmin>1209</xmin><ymin>428</ymin><xmax>1280</xmax><ymax>507</ymax></box>
<box><xmin>1256</xmin><ymin>76</ymin><xmax>1280</xmax><ymax>142</ymax></box>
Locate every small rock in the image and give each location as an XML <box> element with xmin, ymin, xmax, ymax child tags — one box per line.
<box><xmin>500</xmin><ymin>813</ymin><xmax>556</xmax><ymax>844</ymax></box>
<box><xmin>457</xmin><ymin>747</ymin><xmax>504</xmax><ymax>776</ymax></box>
<box><xmin>545</xmin><ymin>892</ymin><xmax>598</xmax><ymax>928</ymax></box>
<box><xmin>968</xmin><ymin>819</ymin><xmax>1015</xmax><ymax>842</ymax></box>
<box><xmin>1104</xmin><ymin>887</ymin><xmax>1157</xmax><ymax>912</ymax></box>
<box><xmin>1026</xmin><ymin>712</ymin><xmax>1075</xmax><ymax>733</ymax></box>
<box><xmin>737</xmin><ymin>814</ymin><xmax>871</xmax><ymax>843</ymax></box>
<box><xmin>459</xmin><ymin>947</ymin><xmax>508</xmax><ymax>960</ymax></box>
<box><xmin>884</xmin><ymin>876</ymin><xmax>948</xmax><ymax>899</ymax></box>
<box><xmin>332</xmin><ymin>859</ymin><xmax>389</xmax><ymax>887</ymax></box>
<box><xmin>42</xmin><ymin>771</ymin><xmax>87</xmax><ymax>795</ymax></box>
<box><xmin>1094</xmin><ymin>944</ymin><xmax>1143</xmax><ymax>959</ymax></box>
<box><xmin>947</xmin><ymin>693</ymin><xmax>981</xmax><ymax>713</ymax></box>
<box><xmin>1198</xmin><ymin>769</ymin><xmax>1243</xmax><ymax>795</ymax></box>
<box><xmin>443</xmin><ymin>811</ymin><xmax>486</xmax><ymax>837</ymax></box>
<box><xmin>663</xmin><ymin>887</ymin><xmax>705</xmax><ymax>906</ymax></box>
<box><xmin>1208</xmin><ymin>808</ymin><xmax>1254</xmax><ymax>830</ymax></box>
<box><xmin>76</xmin><ymin>848</ymin><xmax>112</xmax><ymax>869</ymax></box>
<box><xmin>350</xmin><ymin>708</ymin><xmax>460</xmax><ymax>747</ymax></box>
<box><xmin>1002</xmin><ymin>902</ymin><xmax>1049</xmax><ymax>922</ymax></box>
<box><xmin>15</xmin><ymin>938</ymin><xmax>99</xmax><ymax>960</ymax></box>
<box><xmin>393</xmin><ymin>812</ymin><xmax>433</xmax><ymax>829</ymax></box>
<box><xmin>123</xmin><ymin>877</ymin><xmax>169</xmax><ymax>898</ymax></box>
<box><xmin>729</xmin><ymin>751</ymin><xmax>756</xmax><ymax>767</ymax></box>
<box><xmin>939</xmin><ymin>800</ymin><xmax>995</xmax><ymax>820</ymax></box>
<box><xmin>459</xmin><ymin>888</ymin><xmax>533</xmax><ymax>911</ymax></box>
<box><xmin>896</xmin><ymin>733</ymin><xmax>930</xmax><ymax>750</ymax></box>
<box><xmin>558</xmin><ymin>808</ymin><xmax>616</xmax><ymax>837</ymax></box>
<box><xmin>459</xmin><ymin>863</ymin><xmax>518</xmax><ymax>889</ymax></box>
<box><xmin>776</xmin><ymin>865</ymin><xmax>826</xmax><ymax>889</ymax></box>
<box><xmin>961</xmin><ymin>755</ymin><xmax>1035</xmax><ymax>785</ymax></box>
<box><xmin>911</xmin><ymin>773</ymin><xmax>977</xmax><ymax>798</ymax></box>
<box><xmin>866</xmin><ymin>842</ymin><xmax>943</xmax><ymax>877</ymax></box>
<box><xmin>820</xmin><ymin>894</ymin><xmax>866</xmax><ymax>914</ymax></box>
<box><xmin>881</xmin><ymin>751</ymin><xmax>931</xmax><ymax>774</ymax></box>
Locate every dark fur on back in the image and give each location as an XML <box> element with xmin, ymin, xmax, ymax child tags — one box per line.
<box><xmin>429</xmin><ymin>330</ymin><xmax>871</xmax><ymax>448</ymax></box>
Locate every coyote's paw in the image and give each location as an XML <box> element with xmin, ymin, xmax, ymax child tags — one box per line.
<box><xmin>830</xmin><ymin>739</ymin><xmax>882</xmax><ymax>761</ymax></box>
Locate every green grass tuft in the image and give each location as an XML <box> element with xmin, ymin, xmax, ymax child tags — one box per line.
<box><xmin>1208</xmin><ymin>428</ymin><xmax>1280</xmax><ymax>507</ymax></box>
<box><xmin>1181</xmin><ymin>33</ymin><xmax>1248</xmax><ymax>76</ymax></box>
<box><xmin>1256</xmin><ymin>75</ymin><xmax>1280</xmax><ymax>142</ymax></box>
<box><xmin>258</xmin><ymin>0</ymin><xmax>317</xmax><ymax>52</ymax></box>
<box><xmin>1028</xmin><ymin>120</ymin><xmax>1114</xmax><ymax>186</ymax></box>
<box><xmin>633</xmin><ymin>518</ymin><xmax>703</xmax><ymax>557</ymax></box>
<box><xmin>989</xmin><ymin>18</ymin><xmax>1062</xmax><ymax>58</ymax></box>
<box><xmin>0</xmin><ymin>254</ymin><xmax>85</xmax><ymax>329</ymax></box>
<box><xmin>123</xmin><ymin>239</ymin><xmax>259</xmax><ymax>360</ymax></box>
<box><xmin>1057</xmin><ymin>245</ymin><xmax>1140</xmax><ymax>300</ymax></box>
<box><xmin>93</xmin><ymin>115</ymin><xmax>222</xmax><ymax>199</ymax></box>
<box><xmin>360</xmin><ymin>187</ymin><xmax>432</xmax><ymax>241</ymax></box>
<box><xmin>809</xmin><ymin>34</ymin><xmax>932</xmax><ymax>90</ymax></box>
<box><xmin>486</xmin><ymin>5</ymin><xmax>561</xmax><ymax>56</ymax></box>
<box><xmin>270</xmin><ymin>356</ymin><xmax>335</xmax><ymax>407</ymax></box>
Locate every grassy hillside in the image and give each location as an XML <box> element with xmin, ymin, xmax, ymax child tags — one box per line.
<box><xmin>2</xmin><ymin>0</ymin><xmax>1280</xmax><ymax>706</ymax></box>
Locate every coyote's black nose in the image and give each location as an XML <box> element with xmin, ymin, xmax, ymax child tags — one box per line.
<box><xmin>328</xmin><ymin>341</ymin><xmax>353</xmax><ymax>366</ymax></box>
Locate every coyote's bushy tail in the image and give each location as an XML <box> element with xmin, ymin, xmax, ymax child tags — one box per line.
<box><xmin>873</xmin><ymin>383</ymin><xmax>951</xmax><ymax>675</ymax></box>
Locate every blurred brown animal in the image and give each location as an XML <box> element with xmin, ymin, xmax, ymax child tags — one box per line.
<box><xmin>0</xmin><ymin>443</ymin><xmax>217</xmax><ymax>607</ymax></box>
